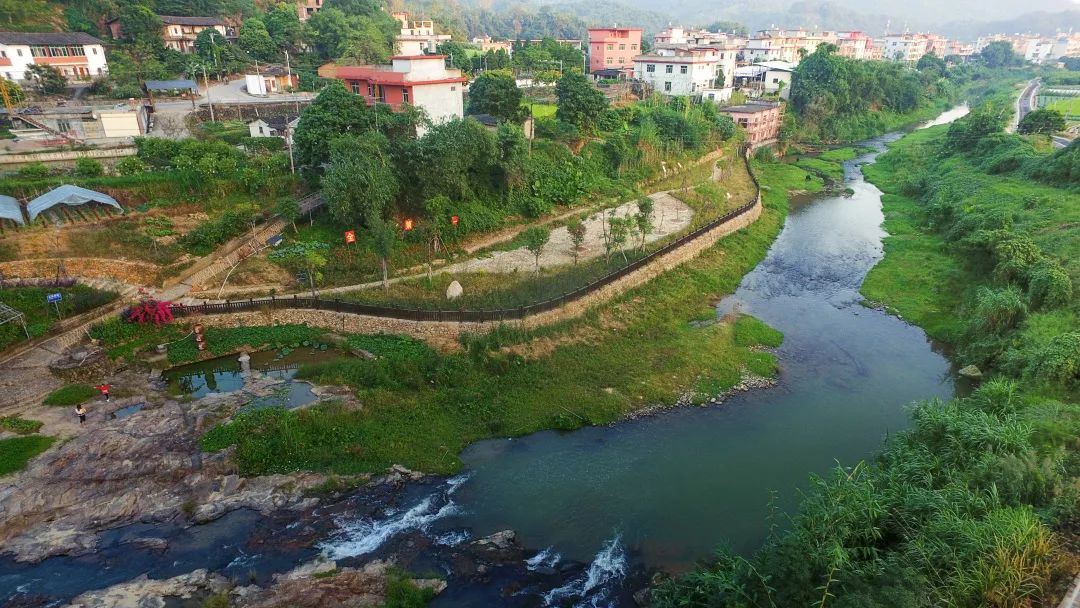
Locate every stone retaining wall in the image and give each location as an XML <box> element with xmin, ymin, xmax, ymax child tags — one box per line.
<box><xmin>0</xmin><ymin>258</ymin><xmax>159</xmax><ymax>286</ymax></box>
<box><xmin>192</xmin><ymin>196</ymin><xmax>763</xmax><ymax>352</ymax></box>
<box><xmin>0</xmin><ymin>147</ymin><xmax>136</xmax><ymax>165</ymax></box>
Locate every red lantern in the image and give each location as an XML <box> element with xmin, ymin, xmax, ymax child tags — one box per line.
<box><xmin>344</xmin><ymin>230</ymin><xmax>356</xmax><ymax>244</ymax></box>
<box><xmin>450</xmin><ymin>215</ymin><xmax>459</xmax><ymax>226</ymax></box>
<box><xmin>403</xmin><ymin>218</ymin><xmax>414</xmax><ymax>231</ymax></box>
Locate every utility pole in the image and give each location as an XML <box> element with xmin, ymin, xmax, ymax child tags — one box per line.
<box><xmin>287</xmin><ymin>119</ymin><xmax>296</xmax><ymax>174</ymax></box>
<box><xmin>201</xmin><ymin>62</ymin><xmax>215</xmax><ymax>122</ymax></box>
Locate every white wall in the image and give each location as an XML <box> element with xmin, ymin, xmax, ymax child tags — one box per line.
<box><xmin>98</xmin><ymin>111</ymin><xmax>142</xmax><ymax>138</ymax></box>
<box><xmin>0</xmin><ymin>44</ymin><xmax>33</xmax><ymax>81</ymax></box>
<box><xmin>410</xmin><ymin>82</ymin><xmax>463</xmax><ymax>136</ymax></box>
<box><xmin>633</xmin><ymin>60</ymin><xmax>718</xmax><ymax>96</ymax></box>
<box><xmin>0</xmin><ymin>43</ymin><xmax>109</xmax><ymax>81</ymax></box>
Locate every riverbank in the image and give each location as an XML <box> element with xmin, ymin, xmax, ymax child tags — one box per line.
<box><xmin>656</xmin><ymin>99</ymin><xmax>1080</xmax><ymax>606</ymax></box>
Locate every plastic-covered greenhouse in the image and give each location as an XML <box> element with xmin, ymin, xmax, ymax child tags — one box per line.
<box><xmin>26</xmin><ymin>185</ymin><xmax>123</xmax><ymax>222</ymax></box>
<box><xmin>0</xmin><ymin>195</ymin><xmax>25</xmax><ymax>226</ymax></box>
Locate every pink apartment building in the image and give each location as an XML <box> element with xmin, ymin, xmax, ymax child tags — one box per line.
<box><xmin>587</xmin><ymin>27</ymin><xmax>642</xmax><ymax>74</ymax></box>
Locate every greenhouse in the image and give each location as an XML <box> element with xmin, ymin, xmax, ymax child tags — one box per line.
<box><xmin>0</xmin><ymin>195</ymin><xmax>25</xmax><ymax>226</ymax></box>
<box><xmin>26</xmin><ymin>185</ymin><xmax>123</xmax><ymax>222</ymax></box>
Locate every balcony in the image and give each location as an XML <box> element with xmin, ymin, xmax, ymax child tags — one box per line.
<box><xmin>35</xmin><ymin>56</ymin><xmax>89</xmax><ymax>65</ymax></box>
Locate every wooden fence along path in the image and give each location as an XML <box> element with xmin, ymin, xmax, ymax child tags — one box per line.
<box><xmin>173</xmin><ymin>149</ymin><xmax>761</xmax><ymax>324</ymax></box>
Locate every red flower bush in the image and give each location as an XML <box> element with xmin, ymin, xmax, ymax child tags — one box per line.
<box><xmin>125</xmin><ymin>299</ymin><xmax>174</xmax><ymax>325</ymax></box>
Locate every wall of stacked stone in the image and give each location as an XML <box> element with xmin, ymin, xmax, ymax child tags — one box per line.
<box><xmin>0</xmin><ymin>258</ymin><xmax>158</xmax><ymax>286</ymax></box>
<box><xmin>191</xmin><ymin>196</ymin><xmax>763</xmax><ymax>352</ymax></box>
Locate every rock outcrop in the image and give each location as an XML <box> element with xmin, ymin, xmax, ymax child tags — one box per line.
<box><xmin>0</xmin><ymin>398</ymin><xmax>323</xmax><ymax>563</ymax></box>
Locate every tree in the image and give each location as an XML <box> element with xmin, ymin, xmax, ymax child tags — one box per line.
<box><xmin>634</xmin><ymin>196</ymin><xmax>654</xmax><ymax>250</ymax></box>
<box><xmin>567</xmin><ymin>219</ymin><xmax>586</xmax><ymax>265</ymax></box>
<box><xmin>368</xmin><ymin>215</ymin><xmax>397</xmax><ymax>291</ymax></box>
<box><xmin>338</xmin><ymin>17</ymin><xmax>393</xmax><ymax>65</ymax></box>
<box><xmin>1018</xmin><ymin>109</ymin><xmax>1066</xmax><ymax>136</ymax></box>
<box><xmin>555</xmin><ymin>71</ymin><xmax>608</xmax><ymax>133</ymax></box>
<box><xmin>238</xmin><ymin>17</ymin><xmax>277</xmax><ymax>62</ymax></box>
<box><xmin>268</xmin><ymin>241</ymin><xmax>330</xmax><ymax>298</ymax></box>
<box><xmin>276</xmin><ymin>197</ymin><xmax>301</xmax><ymax>233</ymax></box>
<box><xmin>26</xmin><ymin>65</ymin><xmax>66</xmax><ymax>95</ymax></box>
<box><xmin>194</xmin><ymin>28</ymin><xmax>229</xmax><ymax>70</ymax></box>
<box><xmin>0</xmin><ymin>79</ymin><xmax>25</xmax><ymax>104</ymax></box>
<box><xmin>979</xmin><ymin>41</ymin><xmax>1021</xmax><ymax>68</ymax></box>
<box><xmin>467</xmin><ymin>70</ymin><xmax>523</xmax><ymax>122</ymax></box>
<box><xmin>916</xmin><ymin>53</ymin><xmax>946</xmax><ymax>77</ymax></box>
<box><xmin>322</xmin><ymin>133</ymin><xmax>399</xmax><ymax>226</ymax></box>
<box><xmin>0</xmin><ymin>0</ymin><xmax>51</xmax><ymax>28</ymax></box>
<box><xmin>521</xmin><ymin>226</ymin><xmax>550</xmax><ymax>274</ymax></box>
<box><xmin>608</xmin><ymin>215</ymin><xmax>630</xmax><ymax>263</ymax></box>
<box><xmin>118</xmin><ymin>3</ymin><xmax>163</xmax><ymax>44</ymax></box>
<box><xmin>264</xmin><ymin>2</ymin><xmax>303</xmax><ymax>50</ymax></box>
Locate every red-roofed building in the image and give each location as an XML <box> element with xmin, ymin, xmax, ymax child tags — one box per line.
<box><xmin>321</xmin><ymin>55</ymin><xmax>465</xmax><ymax>135</ymax></box>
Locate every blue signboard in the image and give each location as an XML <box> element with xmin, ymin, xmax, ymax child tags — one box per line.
<box><xmin>46</xmin><ymin>293</ymin><xmax>62</xmax><ymax>303</ymax></box>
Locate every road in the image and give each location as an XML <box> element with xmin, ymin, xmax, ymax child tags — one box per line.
<box><xmin>1008</xmin><ymin>78</ymin><xmax>1039</xmax><ymax>134</ymax></box>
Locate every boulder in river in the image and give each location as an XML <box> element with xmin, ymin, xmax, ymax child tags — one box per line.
<box><xmin>958</xmin><ymin>365</ymin><xmax>983</xmax><ymax>379</ymax></box>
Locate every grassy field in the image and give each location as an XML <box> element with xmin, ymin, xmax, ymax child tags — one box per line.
<box><xmin>0</xmin><ymin>285</ymin><xmax>119</xmax><ymax>351</ymax></box>
<box><xmin>0</xmin><ymin>436</ymin><xmax>55</xmax><ymax>476</ymax></box>
<box><xmin>1044</xmin><ymin>96</ymin><xmax>1080</xmax><ymax>119</ymax></box>
<box><xmin>527</xmin><ymin>102</ymin><xmax>558</xmax><ymax>119</ymax></box>
<box><xmin>197</xmin><ymin>159</ymin><xmax>826</xmax><ymax>476</ymax></box>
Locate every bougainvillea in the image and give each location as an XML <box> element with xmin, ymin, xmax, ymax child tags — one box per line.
<box><xmin>125</xmin><ymin>299</ymin><xmax>174</xmax><ymax>325</ymax></box>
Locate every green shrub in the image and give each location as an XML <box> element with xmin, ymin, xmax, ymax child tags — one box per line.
<box><xmin>17</xmin><ymin>162</ymin><xmax>50</xmax><ymax>179</ymax></box>
<box><xmin>0</xmin><ymin>436</ymin><xmax>55</xmax><ymax>476</ymax></box>
<box><xmin>115</xmin><ymin>156</ymin><xmax>148</xmax><ymax>176</ymax></box>
<box><xmin>383</xmin><ymin>574</ymin><xmax>437</xmax><ymax>608</ymax></box>
<box><xmin>74</xmin><ymin>157</ymin><xmax>104</xmax><ymax>178</ymax></box>
<box><xmin>1026</xmin><ymin>260</ymin><xmax>1073</xmax><ymax>310</ymax></box>
<box><xmin>43</xmin><ymin>384</ymin><xmax>98</xmax><ymax>406</ymax></box>
<box><xmin>0</xmin><ymin>416</ymin><xmax>43</xmax><ymax>435</ymax></box>
<box><xmin>1028</xmin><ymin>332</ymin><xmax>1080</xmax><ymax>386</ymax></box>
<box><xmin>967</xmin><ymin>286</ymin><xmax>1028</xmax><ymax>335</ymax></box>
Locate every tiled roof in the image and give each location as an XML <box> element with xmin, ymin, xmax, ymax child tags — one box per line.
<box><xmin>0</xmin><ymin>31</ymin><xmax>103</xmax><ymax>45</ymax></box>
<box><xmin>158</xmin><ymin>15</ymin><xmax>224</xmax><ymax>26</ymax></box>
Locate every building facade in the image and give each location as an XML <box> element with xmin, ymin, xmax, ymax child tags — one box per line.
<box><xmin>718</xmin><ymin>103</ymin><xmax>783</xmax><ymax>148</ymax></box>
<box><xmin>393</xmin><ymin>12</ymin><xmax>451</xmax><ymax>56</ymax></box>
<box><xmin>472</xmin><ymin>36</ymin><xmax>513</xmax><ymax>55</ymax></box>
<box><xmin>296</xmin><ymin>0</ymin><xmax>322</xmax><ymax>21</ymax></box>
<box><xmin>328</xmin><ymin>55</ymin><xmax>464</xmax><ymax>136</ymax></box>
<box><xmin>158</xmin><ymin>16</ymin><xmax>227</xmax><ymax>53</ymax></box>
<box><xmin>588</xmin><ymin>27</ymin><xmax>642</xmax><ymax>74</ymax></box>
<box><xmin>633</xmin><ymin>48</ymin><xmax>722</xmax><ymax>97</ymax></box>
<box><xmin>0</xmin><ymin>32</ymin><xmax>108</xmax><ymax>81</ymax></box>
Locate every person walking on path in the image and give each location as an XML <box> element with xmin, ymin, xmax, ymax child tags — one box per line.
<box><xmin>96</xmin><ymin>383</ymin><xmax>110</xmax><ymax>402</ymax></box>
<box><xmin>75</xmin><ymin>404</ymin><xmax>86</xmax><ymax>425</ymax></box>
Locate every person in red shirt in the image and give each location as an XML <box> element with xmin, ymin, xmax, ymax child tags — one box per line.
<box><xmin>95</xmin><ymin>383</ymin><xmax>110</xmax><ymax>402</ymax></box>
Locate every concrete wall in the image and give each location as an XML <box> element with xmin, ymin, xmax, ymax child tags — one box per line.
<box><xmin>0</xmin><ymin>147</ymin><xmax>136</xmax><ymax>165</ymax></box>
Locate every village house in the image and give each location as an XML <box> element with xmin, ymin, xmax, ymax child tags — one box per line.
<box><xmin>0</xmin><ymin>32</ymin><xmax>108</xmax><ymax>82</ymax></box>
<box><xmin>733</xmin><ymin>61</ymin><xmax>795</xmax><ymax>99</ymax></box>
<box><xmin>295</xmin><ymin>0</ymin><xmax>322</xmax><ymax>21</ymax></box>
<box><xmin>244</xmin><ymin>65</ymin><xmax>299</xmax><ymax>95</ymax></box>
<box><xmin>471</xmin><ymin>36</ymin><xmax>513</xmax><ymax>56</ymax></box>
<box><xmin>633</xmin><ymin>47</ymin><xmax>725</xmax><ymax>98</ymax></box>
<box><xmin>107</xmin><ymin>15</ymin><xmax>228</xmax><ymax>53</ymax></box>
<box><xmin>718</xmin><ymin>102</ymin><xmax>783</xmax><ymax>149</ymax></box>
<box><xmin>393</xmin><ymin>12</ymin><xmax>450</xmax><ymax>56</ymax></box>
<box><xmin>248</xmin><ymin>115</ymin><xmax>300</xmax><ymax>139</ymax></box>
<box><xmin>588</xmin><ymin>27</ymin><xmax>642</xmax><ymax>75</ymax></box>
<box><xmin>320</xmin><ymin>55</ymin><xmax>465</xmax><ymax>136</ymax></box>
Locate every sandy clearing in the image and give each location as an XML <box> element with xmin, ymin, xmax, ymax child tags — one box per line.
<box><xmin>440</xmin><ymin>191</ymin><xmax>693</xmax><ymax>274</ymax></box>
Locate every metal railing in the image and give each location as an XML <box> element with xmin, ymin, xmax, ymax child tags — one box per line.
<box><xmin>172</xmin><ymin>148</ymin><xmax>761</xmax><ymax>324</ymax></box>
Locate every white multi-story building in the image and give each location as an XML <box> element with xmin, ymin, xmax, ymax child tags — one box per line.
<box><xmin>633</xmin><ymin>47</ymin><xmax>723</xmax><ymax>97</ymax></box>
<box><xmin>393</xmin><ymin>12</ymin><xmax>450</xmax><ymax>56</ymax></box>
<box><xmin>880</xmin><ymin>34</ymin><xmax>930</xmax><ymax>62</ymax></box>
<box><xmin>0</xmin><ymin>32</ymin><xmax>108</xmax><ymax>82</ymax></box>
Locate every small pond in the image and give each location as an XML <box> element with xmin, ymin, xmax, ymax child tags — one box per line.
<box><xmin>162</xmin><ymin>347</ymin><xmax>342</xmax><ymax>402</ymax></box>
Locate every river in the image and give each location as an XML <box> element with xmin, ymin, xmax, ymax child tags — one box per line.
<box><xmin>0</xmin><ymin>105</ymin><xmax>969</xmax><ymax>607</ymax></box>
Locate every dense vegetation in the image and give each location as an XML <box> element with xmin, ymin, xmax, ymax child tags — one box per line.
<box><xmin>788</xmin><ymin>44</ymin><xmax>1026</xmax><ymax>143</ymax></box>
<box><xmin>657</xmin><ymin>78</ymin><xmax>1079</xmax><ymax>608</ymax></box>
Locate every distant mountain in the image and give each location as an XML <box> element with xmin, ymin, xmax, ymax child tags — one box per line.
<box><xmin>940</xmin><ymin>10</ymin><xmax>1080</xmax><ymax>39</ymax></box>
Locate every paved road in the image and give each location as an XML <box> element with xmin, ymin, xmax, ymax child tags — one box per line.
<box><xmin>1008</xmin><ymin>78</ymin><xmax>1040</xmax><ymax>134</ymax></box>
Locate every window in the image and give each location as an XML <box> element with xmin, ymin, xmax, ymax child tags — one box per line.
<box><xmin>57</xmin><ymin>119</ymin><xmax>72</xmax><ymax>132</ymax></box>
<box><xmin>606</xmin><ymin>58</ymin><xmax>612</xmax><ymax>64</ymax></box>
<box><xmin>664</xmin><ymin>81</ymin><xmax>671</xmax><ymax>91</ymax></box>
<box><xmin>619</xmin><ymin>44</ymin><xmax>625</xmax><ymax>50</ymax></box>
<box><xmin>402</xmin><ymin>88</ymin><xmax>409</xmax><ymax>103</ymax></box>
<box><xmin>0</xmin><ymin>51</ymin><xmax>5</xmax><ymax>58</ymax></box>
<box><xmin>631</xmin><ymin>44</ymin><xmax>637</xmax><ymax>50</ymax></box>
<box><xmin>30</xmin><ymin>45</ymin><xmax>48</xmax><ymax>57</ymax></box>
<box><xmin>91</xmin><ymin>47</ymin><xmax>98</xmax><ymax>55</ymax></box>
<box><xmin>665</xmin><ymin>64</ymin><xmax>673</xmax><ymax>73</ymax></box>
<box><xmin>258</xmin><ymin>126</ymin><xmax>265</xmax><ymax>135</ymax></box>
<box><xmin>606</xmin><ymin>44</ymin><xmax>613</xmax><ymax>50</ymax></box>
<box><xmin>646</xmin><ymin>64</ymin><xmax>655</xmax><ymax>73</ymax></box>
<box><xmin>367</xmin><ymin>83</ymin><xmax>375</xmax><ymax>96</ymax></box>
<box><xmin>451</xmin><ymin>86</ymin><xmax>456</xmax><ymax>91</ymax></box>
<box><xmin>351</xmin><ymin>82</ymin><xmax>360</xmax><ymax>94</ymax></box>
<box><xmin>16</xmin><ymin>48</ymin><xmax>23</xmax><ymax>56</ymax></box>
<box><xmin>680</xmin><ymin>65</ymin><xmax>688</xmax><ymax>74</ymax></box>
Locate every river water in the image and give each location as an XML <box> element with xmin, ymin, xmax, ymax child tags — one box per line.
<box><xmin>0</xmin><ymin>106</ymin><xmax>969</xmax><ymax>607</ymax></box>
